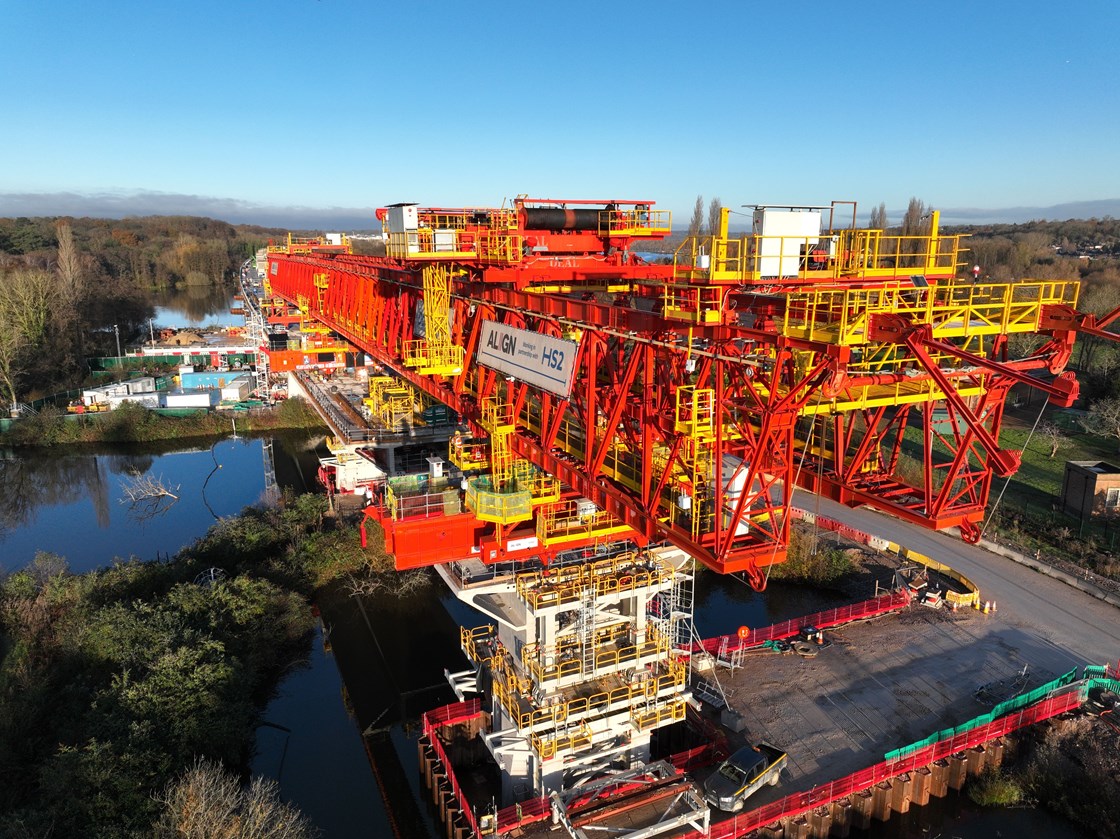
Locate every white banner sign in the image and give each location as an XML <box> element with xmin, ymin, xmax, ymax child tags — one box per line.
<box><xmin>476</xmin><ymin>321</ymin><xmax>579</xmax><ymax>398</ymax></box>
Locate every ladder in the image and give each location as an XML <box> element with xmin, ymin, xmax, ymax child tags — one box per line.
<box><xmin>579</xmin><ymin>577</ymin><xmax>596</xmax><ymax>676</ymax></box>
<box><xmin>691</xmin><ymin>676</ymin><xmax>728</xmax><ymax>710</ymax></box>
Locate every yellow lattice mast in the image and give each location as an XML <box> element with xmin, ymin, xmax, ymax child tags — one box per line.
<box><xmin>404</xmin><ymin>263</ymin><xmax>465</xmax><ymax>376</ymax></box>
<box><xmin>482</xmin><ymin>397</ymin><xmax>516</xmax><ymax>491</ymax></box>
<box><xmin>463</xmin><ymin>398</ymin><xmax>533</xmax><ymax>527</ymax></box>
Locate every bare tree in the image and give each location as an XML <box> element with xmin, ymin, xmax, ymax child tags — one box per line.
<box><xmin>868</xmin><ymin>202</ymin><xmax>888</xmax><ymax>230</ymax></box>
<box><xmin>51</xmin><ymin>222</ymin><xmax>89</xmax><ymax>374</ymax></box>
<box><xmin>347</xmin><ymin>569</ymin><xmax>430</xmax><ymax>599</ymax></box>
<box><xmin>1080</xmin><ymin>398</ymin><xmax>1120</xmax><ymax>451</ymax></box>
<box><xmin>1006</xmin><ymin>332</ymin><xmax>1045</xmax><ymax>360</ymax></box>
<box><xmin>155</xmin><ymin>758</ymin><xmax>319</xmax><ymax>839</ymax></box>
<box><xmin>687</xmin><ymin>195</ymin><xmax>704</xmax><ymax>238</ymax></box>
<box><xmin>901</xmin><ymin>197</ymin><xmax>929</xmax><ymax>237</ymax></box>
<box><xmin>120</xmin><ymin>471</ymin><xmax>181</xmax><ymax>520</ymax></box>
<box><xmin>55</xmin><ymin>222</ymin><xmax>83</xmax><ymax>305</ymax></box>
<box><xmin>1036</xmin><ymin>421</ymin><xmax>1070</xmax><ymax>459</ymax></box>
<box><xmin>899</xmin><ymin>197</ymin><xmax>930</xmax><ymax>265</ymax></box>
<box><xmin>1075</xmin><ymin>284</ymin><xmax>1120</xmax><ymax>370</ymax></box>
<box><xmin>706</xmin><ymin>197</ymin><xmax>724</xmax><ymax>238</ymax></box>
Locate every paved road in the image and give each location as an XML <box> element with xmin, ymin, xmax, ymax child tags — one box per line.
<box><xmin>796</xmin><ymin>490</ymin><xmax>1120</xmax><ymax>671</ymax></box>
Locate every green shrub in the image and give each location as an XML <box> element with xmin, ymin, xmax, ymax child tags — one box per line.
<box><xmin>968</xmin><ymin>767</ymin><xmax>1024</xmax><ymax>807</ymax></box>
<box><xmin>768</xmin><ymin>528</ymin><xmax>854</xmax><ymax>585</ymax></box>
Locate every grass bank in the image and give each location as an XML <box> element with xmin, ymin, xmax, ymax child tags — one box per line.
<box><xmin>887</xmin><ymin>407</ymin><xmax>1120</xmax><ymax>582</ymax></box>
<box><xmin>0</xmin><ymin>493</ymin><xmax>393</xmax><ymax>838</ymax></box>
<box><xmin>0</xmin><ymin>397</ymin><xmax>326</xmax><ymax>448</ymax></box>
<box><xmin>985</xmin><ymin>411</ymin><xmax>1120</xmax><ymax>580</ymax></box>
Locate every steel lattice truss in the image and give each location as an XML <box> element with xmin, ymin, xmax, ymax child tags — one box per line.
<box><xmin>265</xmin><ymin>199</ymin><xmax>1099</xmax><ymax>589</ymax></box>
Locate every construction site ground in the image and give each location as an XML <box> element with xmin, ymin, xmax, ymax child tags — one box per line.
<box><xmin>694</xmin><ymin>540</ymin><xmax>1091</xmax><ymax>810</ymax></box>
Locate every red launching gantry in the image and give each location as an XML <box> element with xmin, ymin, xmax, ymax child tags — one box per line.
<box><xmin>267</xmin><ymin>197</ymin><xmax>1093</xmax><ymax>589</ymax></box>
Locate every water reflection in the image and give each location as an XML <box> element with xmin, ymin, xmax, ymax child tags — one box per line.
<box><xmin>0</xmin><ymin>450</ymin><xmax>110</xmax><ymax>537</ymax></box>
<box><xmin>152</xmin><ymin>284</ymin><xmax>236</xmax><ymax>328</ymax></box>
<box><xmin>693</xmin><ymin>569</ymin><xmax>850</xmax><ymax>639</ymax></box>
<box><xmin>0</xmin><ymin>435</ymin><xmax>322</xmax><ymax>573</ymax></box>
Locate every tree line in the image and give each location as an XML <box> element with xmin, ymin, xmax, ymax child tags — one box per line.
<box><xmin>0</xmin><ymin>216</ymin><xmax>285</xmax><ymax>410</ymax></box>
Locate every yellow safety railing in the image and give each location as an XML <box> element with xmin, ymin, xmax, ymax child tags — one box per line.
<box><xmin>511</xmin><ymin>460</ymin><xmax>562</xmax><ymax>504</ymax></box>
<box><xmin>662</xmin><ymin>284</ymin><xmax>724</xmax><ymax>324</ymax></box>
<box><xmin>675</xmin><ymin>386</ymin><xmax>715</xmax><ymax>440</ymax></box>
<box><xmin>673</xmin><ymin>226</ymin><xmax>967</xmax><ymax>284</ymax></box>
<box><xmin>593</xmin><ymin>564</ymin><xmax>671</xmax><ymax>598</ymax></box>
<box><xmin>385</xmin><ymin>229</ymin><xmax>476</xmax><ymax>260</ymax></box>
<box><xmin>631</xmin><ymin>697</ymin><xmax>688</xmax><ymax>731</ymax></box>
<box><xmin>494</xmin><ymin>657</ymin><xmax>689</xmax><ymax>733</ymax></box>
<box><xmin>378</xmin><ymin>387</ymin><xmax>413</xmax><ymax>429</ymax></box>
<box><xmin>520</xmin><ymin>625</ymin><xmax>671</xmax><ymax>684</ymax></box>
<box><xmin>267</xmin><ymin>233</ymin><xmax>352</xmax><ymax>255</ymax></box>
<box><xmin>800</xmin><ymin>378</ymin><xmax>988</xmax><ymax>416</ymax></box>
<box><xmin>481</xmin><ymin>397</ymin><xmax>515</xmax><ymax>434</ymax></box>
<box><xmin>594</xmin><ymin>633</ymin><xmax>669</xmax><ymax>672</ymax></box>
<box><xmin>536</xmin><ymin>502</ymin><xmax>631</xmax><ymax>547</ymax></box>
<box><xmin>449</xmin><ymin>434</ymin><xmax>491</xmax><ymax>471</ymax></box>
<box><xmin>461</xmin><ymin>624</ymin><xmax>497</xmax><ymax>665</ymax></box>
<box><xmin>515</xmin><ymin>572</ymin><xmax>584</xmax><ymax>610</ymax></box>
<box><xmin>383</xmin><ymin>208</ymin><xmax>522</xmax><ymax>262</ymax></box>
<box><xmin>465</xmin><ymin>477</ymin><xmax>533</xmax><ymax>524</ymax></box>
<box><xmin>403</xmin><ymin>263</ymin><xmax>465</xmax><ymax>375</ymax></box>
<box><xmin>781</xmin><ymin>280</ymin><xmax>1079</xmax><ymax>346</ymax></box>
<box><xmin>515</xmin><ymin>553</ymin><xmax>674</xmax><ymax>609</ymax></box>
<box><xmin>598</xmin><ymin>208</ymin><xmax>672</xmax><ymax>237</ymax></box>
<box><xmin>531</xmin><ymin>723</ymin><xmax>593</xmax><ymax>761</ymax></box>
<box><xmin>477</xmin><ymin>232</ymin><xmax>523</xmax><ymax>265</ymax></box>
<box><xmin>403</xmin><ymin>340</ymin><xmax>465</xmax><ymax>375</ymax></box>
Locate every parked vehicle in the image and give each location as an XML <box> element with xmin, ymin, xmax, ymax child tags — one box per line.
<box><xmin>703</xmin><ymin>743</ymin><xmax>787</xmax><ymax>812</ymax></box>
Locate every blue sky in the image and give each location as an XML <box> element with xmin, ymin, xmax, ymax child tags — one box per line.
<box><xmin>2</xmin><ymin>0</ymin><xmax>1118</xmax><ymax>225</ymax></box>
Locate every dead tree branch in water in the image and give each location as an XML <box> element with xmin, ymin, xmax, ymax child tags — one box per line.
<box><xmin>120</xmin><ymin>471</ymin><xmax>181</xmax><ymax>521</ymax></box>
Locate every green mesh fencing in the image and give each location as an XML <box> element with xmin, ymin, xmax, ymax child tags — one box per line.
<box><xmin>886</xmin><ymin>668</ymin><xmax>1080</xmax><ymax>762</ymax></box>
<box><xmin>989</xmin><ymin>669</ymin><xmax>1078</xmax><ymax>719</ymax></box>
<box><xmin>1087</xmin><ymin>677</ymin><xmax>1120</xmax><ymax>695</ymax></box>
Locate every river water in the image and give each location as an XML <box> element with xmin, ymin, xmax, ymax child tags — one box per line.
<box><xmin>151</xmin><ymin>284</ymin><xmax>240</xmax><ymax>330</ymax></box>
<box><xmin>0</xmin><ymin>438</ymin><xmax>1083</xmax><ymax>837</ymax></box>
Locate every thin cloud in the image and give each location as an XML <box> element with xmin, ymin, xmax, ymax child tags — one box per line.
<box><xmin>937</xmin><ymin>199</ymin><xmax>1120</xmax><ymax>226</ymax></box>
<box><xmin>0</xmin><ymin>190</ymin><xmax>378</xmax><ymax>230</ymax></box>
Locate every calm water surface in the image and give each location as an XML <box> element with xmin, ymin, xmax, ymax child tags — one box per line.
<box><xmin>0</xmin><ymin>435</ymin><xmax>319</xmax><ymax>573</ymax></box>
<box><xmin>152</xmin><ymin>284</ymin><xmax>238</xmax><ymax>330</ymax></box>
